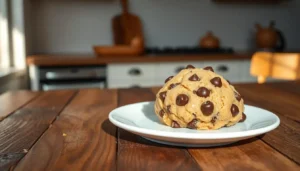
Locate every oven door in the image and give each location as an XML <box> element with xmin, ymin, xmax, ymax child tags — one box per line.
<box><xmin>42</xmin><ymin>80</ymin><xmax>105</xmax><ymax>91</ymax></box>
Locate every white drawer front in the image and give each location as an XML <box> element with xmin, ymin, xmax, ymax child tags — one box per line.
<box><xmin>156</xmin><ymin>60</ymin><xmax>242</xmax><ymax>84</ymax></box>
<box><xmin>107</xmin><ymin>63</ymin><xmax>156</xmax><ymax>80</ymax></box>
<box><xmin>205</xmin><ymin>60</ymin><xmax>241</xmax><ymax>83</ymax></box>
<box><xmin>156</xmin><ymin>61</ymin><xmax>208</xmax><ymax>80</ymax></box>
<box><xmin>108</xmin><ymin>79</ymin><xmax>156</xmax><ymax>89</ymax></box>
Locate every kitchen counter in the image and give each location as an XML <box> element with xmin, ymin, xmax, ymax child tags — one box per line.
<box><xmin>1</xmin><ymin>81</ymin><xmax>300</xmax><ymax>170</ymax></box>
<box><xmin>26</xmin><ymin>53</ymin><xmax>252</xmax><ymax>66</ymax></box>
<box><xmin>27</xmin><ymin>53</ymin><xmax>256</xmax><ymax>91</ymax></box>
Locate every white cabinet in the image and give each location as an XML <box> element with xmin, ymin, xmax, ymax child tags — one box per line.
<box><xmin>205</xmin><ymin>60</ymin><xmax>241</xmax><ymax>83</ymax></box>
<box><xmin>156</xmin><ymin>61</ymin><xmax>208</xmax><ymax>86</ymax></box>
<box><xmin>107</xmin><ymin>63</ymin><xmax>157</xmax><ymax>88</ymax></box>
<box><xmin>239</xmin><ymin>60</ymin><xmax>257</xmax><ymax>83</ymax></box>
<box><xmin>107</xmin><ymin>59</ymin><xmax>257</xmax><ymax>88</ymax></box>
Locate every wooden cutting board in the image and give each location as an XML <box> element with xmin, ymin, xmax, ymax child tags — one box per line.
<box><xmin>112</xmin><ymin>0</ymin><xmax>144</xmax><ymax>46</ymax></box>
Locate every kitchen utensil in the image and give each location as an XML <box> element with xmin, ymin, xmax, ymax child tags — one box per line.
<box><xmin>112</xmin><ymin>0</ymin><xmax>144</xmax><ymax>47</ymax></box>
<box><xmin>199</xmin><ymin>31</ymin><xmax>220</xmax><ymax>49</ymax></box>
<box><xmin>94</xmin><ymin>37</ymin><xmax>144</xmax><ymax>57</ymax></box>
<box><xmin>255</xmin><ymin>21</ymin><xmax>285</xmax><ymax>51</ymax></box>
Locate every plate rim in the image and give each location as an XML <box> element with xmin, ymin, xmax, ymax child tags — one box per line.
<box><xmin>109</xmin><ymin>101</ymin><xmax>280</xmax><ymax>140</ymax></box>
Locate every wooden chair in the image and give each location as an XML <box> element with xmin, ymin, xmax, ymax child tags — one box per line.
<box><xmin>250</xmin><ymin>52</ymin><xmax>300</xmax><ymax>83</ymax></box>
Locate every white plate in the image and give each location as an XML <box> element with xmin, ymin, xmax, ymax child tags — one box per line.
<box><xmin>109</xmin><ymin>101</ymin><xmax>280</xmax><ymax>147</ymax></box>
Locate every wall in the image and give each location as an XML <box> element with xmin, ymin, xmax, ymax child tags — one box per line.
<box><xmin>25</xmin><ymin>0</ymin><xmax>300</xmax><ymax>55</ymax></box>
<box><xmin>0</xmin><ymin>71</ymin><xmax>28</xmax><ymax>94</ymax></box>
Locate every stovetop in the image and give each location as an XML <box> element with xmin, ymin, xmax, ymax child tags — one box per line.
<box><xmin>145</xmin><ymin>47</ymin><xmax>234</xmax><ymax>55</ymax></box>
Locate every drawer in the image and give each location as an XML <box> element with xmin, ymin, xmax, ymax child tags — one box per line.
<box><xmin>108</xmin><ymin>79</ymin><xmax>156</xmax><ymax>89</ymax></box>
<box><xmin>107</xmin><ymin>63</ymin><xmax>156</xmax><ymax>80</ymax></box>
<box><xmin>205</xmin><ymin>60</ymin><xmax>241</xmax><ymax>83</ymax></box>
<box><xmin>156</xmin><ymin>60</ymin><xmax>242</xmax><ymax>84</ymax></box>
<box><xmin>40</xmin><ymin>66</ymin><xmax>106</xmax><ymax>80</ymax></box>
<box><xmin>156</xmin><ymin>61</ymin><xmax>208</xmax><ymax>79</ymax></box>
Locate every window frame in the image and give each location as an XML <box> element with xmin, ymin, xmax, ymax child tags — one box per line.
<box><xmin>0</xmin><ymin>0</ymin><xmax>11</xmax><ymax>68</ymax></box>
<box><xmin>0</xmin><ymin>0</ymin><xmax>26</xmax><ymax>69</ymax></box>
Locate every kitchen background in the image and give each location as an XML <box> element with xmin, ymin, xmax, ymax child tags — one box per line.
<box><xmin>14</xmin><ymin>0</ymin><xmax>300</xmax><ymax>91</ymax></box>
<box><xmin>25</xmin><ymin>0</ymin><xmax>300</xmax><ymax>54</ymax></box>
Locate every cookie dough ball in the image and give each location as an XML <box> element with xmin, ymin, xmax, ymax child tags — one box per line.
<box><xmin>154</xmin><ymin>65</ymin><xmax>246</xmax><ymax>130</ymax></box>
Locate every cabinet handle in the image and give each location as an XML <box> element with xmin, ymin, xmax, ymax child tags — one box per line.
<box><xmin>70</xmin><ymin>69</ymin><xmax>79</xmax><ymax>73</ymax></box>
<box><xmin>128</xmin><ymin>68</ymin><xmax>141</xmax><ymax>76</ymax></box>
<box><xmin>130</xmin><ymin>85</ymin><xmax>141</xmax><ymax>88</ymax></box>
<box><xmin>175</xmin><ymin>66</ymin><xmax>185</xmax><ymax>73</ymax></box>
<box><xmin>217</xmin><ymin>65</ymin><xmax>228</xmax><ymax>72</ymax></box>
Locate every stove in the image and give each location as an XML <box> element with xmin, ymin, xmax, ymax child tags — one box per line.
<box><xmin>145</xmin><ymin>47</ymin><xmax>234</xmax><ymax>55</ymax></box>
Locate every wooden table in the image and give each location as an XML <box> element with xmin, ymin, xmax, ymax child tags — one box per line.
<box><xmin>0</xmin><ymin>81</ymin><xmax>299</xmax><ymax>171</ymax></box>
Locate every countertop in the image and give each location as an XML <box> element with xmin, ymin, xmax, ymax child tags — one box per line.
<box><xmin>26</xmin><ymin>53</ymin><xmax>252</xmax><ymax>66</ymax></box>
<box><xmin>1</xmin><ymin>81</ymin><xmax>299</xmax><ymax>170</ymax></box>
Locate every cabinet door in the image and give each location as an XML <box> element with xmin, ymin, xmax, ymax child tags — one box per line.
<box><xmin>205</xmin><ymin>60</ymin><xmax>241</xmax><ymax>83</ymax></box>
<box><xmin>108</xmin><ymin>79</ymin><xmax>156</xmax><ymax>89</ymax></box>
<box><xmin>107</xmin><ymin>63</ymin><xmax>156</xmax><ymax>88</ymax></box>
<box><xmin>239</xmin><ymin>60</ymin><xmax>258</xmax><ymax>83</ymax></box>
<box><xmin>155</xmin><ymin>61</ymin><xmax>208</xmax><ymax>86</ymax></box>
<box><xmin>107</xmin><ymin>63</ymin><xmax>156</xmax><ymax>80</ymax></box>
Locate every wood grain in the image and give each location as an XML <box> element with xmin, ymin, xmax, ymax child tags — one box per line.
<box><xmin>0</xmin><ymin>91</ymin><xmax>39</xmax><ymax>121</ymax></box>
<box><xmin>235</xmin><ymin>84</ymin><xmax>300</xmax><ymax>164</ymax></box>
<box><xmin>117</xmin><ymin>88</ymin><xmax>201</xmax><ymax>171</ymax></box>
<box><xmin>26</xmin><ymin>53</ymin><xmax>251</xmax><ymax>66</ymax></box>
<box><xmin>15</xmin><ymin>89</ymin><xmax>118</xmax><ymax>171</ymax></box>
<box><xmin>269</xmin><ymin>81</ymin><xmax>300</xmax><ymax>95</ymax></box>
<box><xmin>1</xmin><ymin>82</ymin><xmax>299</xmax><ymax>170</ymax></box>
<box><xmin>189</xmin><ymin>138</ymin><xmax>299</xmax><ymax>171</ymax></box>
<box><xmin>0</xmin><ymin>90</ymin><xmax>76</xmax><ymax>171</ymax></box>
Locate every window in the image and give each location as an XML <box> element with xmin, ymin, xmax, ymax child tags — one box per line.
<box><xmin>0</xmin><ymin>0</ymin><xmax>26</xmax><ymax>69</ymax></box>
<box><xmin>0</xmin><ymin>0</ymin><xmax>10</xmax><ymax>68</ymax></box>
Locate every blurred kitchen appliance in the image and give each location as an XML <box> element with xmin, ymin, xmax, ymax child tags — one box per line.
<box><xmin>38</xmin><ymin>66</ymin><xmax>106</xmax><ymax>91</ymax></box>
<box><xmin>255</xmin><ymin>21</ymin><xmax>285</xmax><ymax>51</ymax></box>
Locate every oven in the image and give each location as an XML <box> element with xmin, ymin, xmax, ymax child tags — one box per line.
<box><xmin>38</xmin><ymin>65</ymin><xmax>106</xmax><ymax>91</ymax></box>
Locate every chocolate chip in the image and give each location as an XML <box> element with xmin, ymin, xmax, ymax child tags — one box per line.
<box><xmin>166</xmin><ymin>105</ymin><xmax>171</xmax><ymax>114</ymax></box>
<box><xmin>201</xmin><ymin>101</ymin><xmax>214</xmax><ymax>116</ymax></box>
<box><xmin>159</xmin><ymin>110</ymin><xmax>165</xmax><ymax>117</ymax></box>
<box><xmin>176</xmin><ymin>94</ymin><xmax>189</xmax><ymax>106</ymax></box>
<box><xmin>171</xmin><ymin>121</ymin><xmax>180</xmax><ymax>128</ymax></box>
<box><xmin>159</xmin><ymin>91</ymin><xmax>167</xmax><ymax>102</ymax></box>
<box><xmin>168</xmin><ymin>83</ymin><xmax>180</xmax><ymax>90</ymax></box>
<box><xmin>210</xmin><ymin>77</ymin><xmax>222</xmax><ymax>87</ymax></box>
<box><xmin>231</xmin><ymin>104</ymin><xmax>239</xmax><ymax>117</ymax></box>
<box><xmin>165</xmin><ymin>76</ymin><xmax>174</xmax><ymax>83</ymax></box>
<box><xmin>234</xmin><ymin>91</ymin><xmax>242</xmax><ymax>102</ymax></box>
<box><xmin>186</xmin><ymin>65</ymin><xmax>195</xmax><ymax>69</ymax></box>
<box><xmin>211</xmin><ymin>116</ymin><xmax>217</xmax><ymax>124</ymax></box>
<box><xmin>188</xmin><ymin>74</ymin><xmax>200</xmax><ymax>81</ymax></box>
<box><xmin>195</xmin><ymin>87</ymin><xmax>210</xmax><ymax>98</ymax></box>
<box><xmin>203</xmin><ymin>66</ymin><xmax>214</xmax><ymax>72</ymax></box>
<box><xmin>239</xmin><ymin>113</ymin><xmax>246</xmax><ymax>122</ymax></box>
<box><xmin>187</xmin><ymin>119</ymin><xmax>198</xmax><ymax>129</ymax></box>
